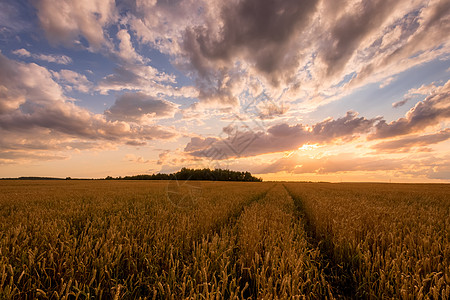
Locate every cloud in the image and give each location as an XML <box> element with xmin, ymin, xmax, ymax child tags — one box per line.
<box><xmin>258</xmin><ymin>101</ymin><xmax>289</xmax><ymax>119</ymax></box>
<box><xmin>116</xmin><ymin>29</ymin><xmax>148</xmax><ymax>64</ymax></box>
<box><xmin>392</xmin><ymin>81</ymin><xmax>439</xmax><ymax>108</ymax></box>
<box><xmin>157</xmin><ymin>150</ymin><xmax>170</xmax><ymax>165</ymax></box>
<box><xmin>120</xmin><ymin>0</ymin><xmax>450</xmax><ymax>114</ymax></box>
<box><xmin>0</xmin><ymin>1</ymin><xmax>31</xmax><ymax>33</ymax></box>
<box><xmin>175</xmin><ymin>0</ymin><xmax>321</xmax><ymax>107</ymax></box>
<box><xmin>105</xmin><ymin>92</ymin><xmax>178</xmax><ymax>123</ymax></box>
<box><xmin>370</xmin><ymin>80</ymin><xmax>450</xmax><ymax>139</ymax></box>
<box><xmin>427</xmin><ymin>163</ymin><xmax>450</xmax><ymax>180</ymax></box>
<box><xmin>124</xmin><ymin>154</ymin><xmax>150</xmax><ymax>164</ymax></box>
<box><xmin>0</xmin><ymin>53</ymin><xmax>177</xmax><ymax>163</ymax></box>
<box><xmin>259</xmin><ymin>152</ymin><xmax>409</xmax><ymax>175</ymax></box>
<box><xmin>185</xmin><ymin>111</ymin><xmax>379</xmax><ymax>158</ymax></box>
<box><xmin>311</xmin><ymin>111</ymin><xmax>381</xmax><ymax>140</ymax></box>
<box><xmin>348</xmin><ymin>0</ymin><xmax>450</xmax><ymax>88</ymax></box>
<box><xmin>319</xmin><ymin>0</ymin><xmax>399</xmax><ymax>79</ymax></box>
<box><xmin>183</xmin><ymin>0</ymin><xmax>318</xmax><ymax>85</ymax></box>
<box><xmin>379</xmin><ymin>76</ymin><xmax>396</xmax><ymax>88</ymax></box>
<box><xmin>96</xmin><ymin>64</ymin><xmax>197</xmax><ymax>98</ymax></box>
<box><xmin>12</xmin><ymin>48</ymin><xmax>72</xmax><ymax>64</ymax></box>
<box><xmin>184</xmin><ymin>79</ymin><xmax>450</xmax><ymax>160</ymax></box>
<box><xmin>0</xmin><ymin>150</ymin><xmax>69</xmax><ymax>165</ymax></box>
<box><xmin>406</xmin><ymin>82</ymin><xmax>439</xmax><ymax>96</ymax></box>
<box><xmin>36</xmin><ymin>53</ymin><xmax>72</xmax><ymax>65</ymax></box>
<box><xmin>392</xmin><ymin>98</ymin><xmax>409</xmax><ymax>108</ymax></box>
<box><xmin>32</xmin><ymin>0</ymin><xmax>116</xmax><ymax>49</ymax></box>
<box><xmin>12</xmin><ymin>48</ymin><xmax>31</xmax><ymax>57</ymax></box>
<box><xmin>371</xmin><ymin>129</ymin><xmax>450</xmax><ymax>153</ymax></box>
<box><xmin>256</xmin><ymin>151</ymin><xmax>450</xmax><ymax>181</ymax></box>
<box><xmin>52</xmin><ymin>69</ymin><xmax>92</xmax><ymax>93</ymax></box>
<box><xmin>184</xmin><ymin>137</ymin><xmax>220</xmax><ymax>152</ymax></box>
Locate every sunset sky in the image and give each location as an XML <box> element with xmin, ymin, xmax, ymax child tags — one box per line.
<box><xmin>0</xmin><ymin>0</ymin><xmax>449</xmax><ymax>182</ymax></box>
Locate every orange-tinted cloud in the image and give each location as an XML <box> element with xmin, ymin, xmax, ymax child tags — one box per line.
<box><xmin>0</xmin><ymin>53</ymin><xmax>177</xmax><ymax>164</ymax></box>
<box><xmin>185</xmin><ymin>111</ymin><xmax>379</xmax><ymax>158</ymax></box>
<box><xmin>371</xmin><ymin>129</ymin><xmax>450</xmax><ymax>153</ymax></box>
<box><xmin>370</xmin><ymin>81</ymin><xmax>450</xmax><ymax>139</ymax></box>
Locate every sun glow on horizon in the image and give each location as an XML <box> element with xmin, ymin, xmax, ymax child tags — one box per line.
<box><xmin>0</xmin><ymin>0</ymin><xmax>448</xmax><ymax>182</ymax></box>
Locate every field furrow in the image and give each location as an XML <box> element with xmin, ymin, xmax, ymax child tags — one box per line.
<box><xmin>284</xmin><ymin>183</ymin><xmax>357</xmax><ymax>298</ymax></box>
<box><xmin>284</xmin><ymin>182</ymin><xmax>450</xmax><ymax>299</ymax></box>
<box><xmin>1</xmin><ymin>180</ymin><xmax>448</xmax><ymax>299</ymax></box>
<box><xmin>233</xmin><ymin>184</ymin><xmax>333</xmax><ymax>299</ymax></box>
<box><xmin>0</xmin><ymin>180</ymin><xmax>273</xmax><ymax>299</ymax></box>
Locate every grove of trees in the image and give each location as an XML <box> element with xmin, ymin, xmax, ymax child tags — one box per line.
<box><xmin>106</xmin><ymin>168</ymin><xmax>262</xmax><ymax>182</ymax></box>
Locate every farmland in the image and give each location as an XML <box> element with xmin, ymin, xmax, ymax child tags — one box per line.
<box><xmin>0</xmin><ymin>180</ymin><xmax>449</xmax><ymax>299</ymax></box>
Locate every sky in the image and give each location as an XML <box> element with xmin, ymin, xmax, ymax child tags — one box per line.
<box><xmin>0</xmin><ymin>0</ymin><xmax>449</xmax><ymax>182</ymax></box>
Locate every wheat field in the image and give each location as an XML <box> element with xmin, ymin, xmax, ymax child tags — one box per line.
<box><xmin>0</xmin><ymin>180</ymin><xmax>448</xmax><ymax>299</ymax></box>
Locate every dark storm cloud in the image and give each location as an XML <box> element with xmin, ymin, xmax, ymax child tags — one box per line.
<box><xmin>185</xmin><ymin>111</ymin><xmax>379</xmax><ymax>158</ymax></box>
<box><xmin>183</xmin><ymin>0</ymin><xmax>318</xmax><ymax>86</ymax></box>
<box><xmin>105</xmin><ymin>92</ymin><xmax>178</xmax><ymax>122</ymax></box>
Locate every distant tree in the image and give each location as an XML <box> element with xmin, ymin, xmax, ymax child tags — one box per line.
<box><xmin>116</xmin><ymin>168</ymin><xmax>261</xmax><ymax>181</ymax></box>
<box><xmin>115</xmin><ymin>168</ymin><xmax>262</xmax><ymax>182</ymax></box>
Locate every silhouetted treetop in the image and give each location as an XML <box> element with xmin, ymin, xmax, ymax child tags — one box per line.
<box><xmin>109</xmin><ymin>168</ymin><xmax>262</xmax><ymax>182</ymax></box>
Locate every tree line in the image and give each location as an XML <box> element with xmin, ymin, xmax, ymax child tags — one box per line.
<box><xmin>105</xmin><ymin>168</ymin><xmax>262</xmax><ymax>182</ymax></box>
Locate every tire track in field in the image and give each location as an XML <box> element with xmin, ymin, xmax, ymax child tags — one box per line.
<box><xmin>216</xmin><ymin>183</ymin><xmax>277</xmax><ymax>232</ymax></box>
<box><xmin>233</xmin><ymin>184</ymin><xmax>334</xmax><ymax>299</ymax></box>
<box><xmin>233</xmin><ymin>184</ymin><xmax>279</xmax><ymax>297</ymax></box>
<box><xmin>170</xmin><ymin>184</ymin><xmax>275</xmax><ymax>298</ymax></box>
<box><xmin>209</xmin><ymin>183</ymin><xmax>277</xmax><ymax>299</ymax></box>
<box><xmin>283</xmin><ymin>184</ymin><xmax>357</xmax><ymax>299</ymax></box>
<box><xmin>153</xmin><ymin>184</ymin><xmax>276</xmax><ymax>299</ymax></box>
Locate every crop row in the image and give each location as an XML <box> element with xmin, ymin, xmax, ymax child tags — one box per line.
<box><xmin>284</xmin><ymin>182</ymin><xmax>450</xmax><ymax>299</ymax></box>
<box><xmin>0</xmin><ymin>181</ymin><xmax>333</xmax><ymax>299</ymax></box>
<box><xmin>0</xmin><ymin>180</ymin><xmax>271</xmax><ymax>298</ymax></box>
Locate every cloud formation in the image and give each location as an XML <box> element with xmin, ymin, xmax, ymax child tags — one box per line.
<box><xmin>185</xmin><ymin>111</ymin><xmax>379</xmax><ymax>158</ymax></box>
<box><xmin>1</xmin><ymin>0</ymin><xmax>449</xmax><ymax>180</ymax></box>
<box><xmin>184</xmin><ymin>79</ymin><xmax>450</xmax><ymax>160</ymax></box>
<box><xmin>183</xmin><ymin>0</ymin><xmax>318</xmax><ymax>84</ymax></box>
<box><xmin>52</xmin><ymin>69</ymin><xmax>92</xmax><ymax>93</ymax></box>
<box><xmin>105</xmin><ymin>92</ymin><xmax>178</xmax><ymax>123</ymax></box>
<box><xmin>25</xmin><ymin>0</ymin><xmax>450</xmax><ymax>112</ymax></box>
<box><xmin>319</xmin><ymin>0</ymin><xmax>398</xmax><ymax>79</ymax></box>
<box><xmin>32</xmin><ymin>0</ymin><xmax>116</xmax><ymax>49</ymax></box>
<box><xmin>370</xmin><ymin>80</ymin><xmax>450</xmax><ymax>139</ymax></box>
<box><xmin>254</xmin><ymin>151</ymin><xmax>450</xmax><ymax>182</ymax></box>
<box><xmin>259</xmin><ymin>152</ymin><xmax>409</xmax><ymax>175</ymax></box>
<box><xmin>96</xmin><ymin>63</ymin><xmax>197</xmax><ymax>98</ymax></box>
<box><xmin>12</xmin><ymin>48</ymin><xmax>72</xmax><ymax>64</ymax></box>
<box><xmin>371</xmin><ymin>129</ymin><xmax>450</xmax><ymax>153</ymax></box>
<box><xmin>0</xmin><ymin>53</ymin><xmax>177</xmax><ymax>163</ymax></box>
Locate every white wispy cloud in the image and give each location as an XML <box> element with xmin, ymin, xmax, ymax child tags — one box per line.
<box><xmin>12</xmin><ymin>48</ymin><xmax>72</xmax><ymax>64</ymax></box>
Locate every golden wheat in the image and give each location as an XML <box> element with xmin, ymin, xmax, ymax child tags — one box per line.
<box><xmin>284</xmin><ymin>182</ymin><xmax>450</xmax><ymax>299</ymax></box>
<box><xmin>0</xmin><ymin>180</ymin><xmax>448</xmax><ymax>299</ymax></box>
